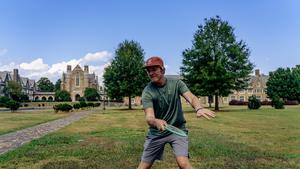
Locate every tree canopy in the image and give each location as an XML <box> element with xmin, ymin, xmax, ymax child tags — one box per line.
<box><xmin>6</xmin><ymin>81</ymin><xmax>22</xmax><ymax>101</ymax></box>
<box><xmin>54</xmin><ymin>79</ymin><xmax>61</xmax><ymax>92</ymax></box>
<box><xmin>37</xmin><ymin>77</ymin><xmax>54</xmax><ymax>92</ymax></box>
<box><xmin>103</xmin><ymin>40</ymin><xmax>148</xmax><ymax>109</ymax></box>
<box><xmin>181</xmin><ymin>16</ymin><xmax>254</xmax><ymax>110</ymax></box>
<box><xmin>84</xmin><ymin>88</ymin><xmax>100</xmax><ymax>101</ymax></box>
<box><xmin>55</xmin><ymin>90</ymin><xmax>72</xmax><ymax>102</ymax></box>
<box><xmin>266</xmin><ymin>67</ymin><xmax>300</xmax><ymax>101</ymax></box>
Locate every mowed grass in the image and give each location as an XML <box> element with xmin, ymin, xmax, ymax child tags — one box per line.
<box><xmin>0</xmin><ymin>110</ymin><xmax>69</xmax><ymax>135</ymax></box>
<box><xmin>0</xmin><ymin>105</ymin><xmax>299</xmax><ymax>169</ymax></box>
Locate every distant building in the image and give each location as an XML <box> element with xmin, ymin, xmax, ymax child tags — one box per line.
<box><xmin>0</xmin><ymin>69</ymin><xmax>36</xmax><ymax>100</ymax></box>
<box><xmin>124</xmin><ymin>69</ymin><xmax>269</xmax><ymax>106</ymax></box>
<box><xmin>201</xmin><ymin>69</ymin><xmax>269</xmax><ymax>105</ymax></box>
<box><xmin>228</xmin><ymin>69</ymin><xmax>269</xmax><ymax>102</ymax></box>
<box><xmin>61</xmin><ymin>65</ymin><xmax>99</xmax><ymax>101</ymax></box>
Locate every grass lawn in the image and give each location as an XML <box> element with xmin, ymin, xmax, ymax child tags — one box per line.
<box><xmin>0</xmin><ymin>110</ymin><xmax>70</xmax><ymax>135</ymax></box>
<box><xmin>0</xmin><ymin>105</ymin><xmax>299</xmax><ymax>168</ymax></box>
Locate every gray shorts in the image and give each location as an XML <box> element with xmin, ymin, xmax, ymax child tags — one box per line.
<box><xmin>141</xmin><ymin>133</ymin><xmax>189</xmax><ymax>164</ymax></box>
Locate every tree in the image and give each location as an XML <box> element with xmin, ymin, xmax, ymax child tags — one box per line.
<box><xmin>84</xmin><ymin>88</ymin><xmax>100</xmax><ymax>101</ymax></box>
<box><xmin>6</xmin><ymin>81</ymin><xmax>22</xmax><ymax>101</ymax></box>
<box><xmin>20</xmin><ymin>94</ymin><xmax>29</xmax><ymax>102</ymax></box>
<box><xmin>54</xmin><ymin>79</ymin><xmax>61</xmax><ymax>92</ymax></box>
<box><xmin>292</xmin><ymin>65</ymin><xmax>300</xmax><ymax>102</ymax></box>
<box><xmin>6</xmin><ymin>100</ymin><xmax>20</xmax><ymax>112</ymax></box>
<box><xmin>103</xmin><ymin>40</ymin><xmax>148</xmax><ymax>109</ymax></box>
<box><xmin>266</xmin><ymin>67</ymin><xmax>300</xmax><ymax>101</ymax></box>
<box><xmin>55</xmin><ymin>90</ymin><xmax>72</xmax><ymax>102</ymax></box>
<box><xmin>181</xmin><ymin>16</ymin><xmax>254</xmax><ymax>110</ymax></box>
<box><xmin>0</xmin><ymin>96</ymin><xmax>11</xmax><ymax>107</ymax></box>
<box><xmin>37</xmin><ymin>77</ymin><xmax>54</xmax><ymax>92</ymax></box>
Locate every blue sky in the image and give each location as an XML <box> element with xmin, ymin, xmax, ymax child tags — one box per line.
<box><xmin>0</xmin><ymin>0</ymin><xmax>300</xmax><ymax>84</ymax></box>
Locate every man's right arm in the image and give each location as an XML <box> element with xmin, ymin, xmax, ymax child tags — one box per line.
<box><xmin>144</xmin><ymin>108</ymin><xmax>167</xmax><ymax>131</ymax></box>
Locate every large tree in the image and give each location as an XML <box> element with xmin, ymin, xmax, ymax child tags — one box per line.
<box><xmin>54</xmin><ymin>79</ymin><xmax>61</xmax><ymax>92</ymax></box>
<box><xmin>6</xmin><ymin>81</ymin><xmax>22</xmax><ymax>101</ymax></box>
<box><xmin>103</xmin><ymin>40</ymin><xmax>148</xmax><ymax>109</ymax></box>
<box><xmin>181</xmin><ymin>16</ymin><xmax>254</xmax><ymax>110</ymax></box>
<box><xmin>84</xmin><ymin>88</ymin><xmax>100</xmax><ymax>101</ymax></box>
<box><xmin>266</xmin><ymin>67</ymin><xmax>300</xmax><ymax>101</ymax></box>
<box><xmin>293</xmin><ymin>65</ymin><xmax>300</xmax><ymax>101</ymax></box>
<box><xmin>37</xmin><ymin>77</ymin><xmax>54</xmax><ymax>92</ymax></box>
<box><xmin>55</xmin><ymin>90</ymin><xmax>71</xmax><ymax>102</ymax></box>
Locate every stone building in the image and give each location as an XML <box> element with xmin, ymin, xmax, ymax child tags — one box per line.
<box><xmin>61</xmin><ymin>65</ymin><xmax>99</xmax><ymax>101</ymax></box>
<box><xmin>124</xmin><ymin>69</ymin><xmax>269</xmax><ymax>106</ymax></box>
<box><xmin>0</xmin><ymin>69</ymin><xmax>36</xmax><ymax>100</ymax></box>
<box><xmin>201</xmin><ymin>69</ymin><xmax>269</xmax><ymax>105</ymax></box>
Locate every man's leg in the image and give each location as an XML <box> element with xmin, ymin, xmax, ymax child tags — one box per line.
<box><xmin>137</xmin><ymin>161</ymin><xmax>153</xmax><ymax>169</ymax></box>
<box><xmin>175</xmin><ymin>156</ymin><xmax>193</xmax><ymax>169</ymax></box>
<box><xmin>169</xmin><ymin>134</ymin><xmax>192</xmax><ymax>169</ymax></box>
<box><xmin>139</xmin><ymin>135</ymin><xmax>166</xmax><ymax>169</ymax></box>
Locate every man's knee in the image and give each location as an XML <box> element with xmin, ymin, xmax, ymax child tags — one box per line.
<box><xmin>137</xmin><ymin>161</ymin><xmax>153</xmax><ymax>169</ymax></box>
<box><xmin>176</xmin><ymin>156</ymin><xmax>192</xmax><ymax>169</ymax></box>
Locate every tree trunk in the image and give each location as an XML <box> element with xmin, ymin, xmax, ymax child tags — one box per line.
<box><xmin>128</xmin><ymin>95</ymin><xmax>132</xmax><ymax>110</ymax></box>
<box><xmin>208</xmin><ymin>95</ymin><xmax>213</xmax><ymax>108</ymax></box>
<box><xmin>215</xmin><ymin>94</ymin><xmax>219</xmax><ymax>111</ymax></box>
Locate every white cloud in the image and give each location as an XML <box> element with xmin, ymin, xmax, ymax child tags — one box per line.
<box><xmin>82</xmin><ymin>51</ymin><xmax>112</xmax><ymax>63</ymax></box>
<box><xmin>20</xmin><ymin>58</ymin><xmax>49</xmax><ymax>71</ymax></box>
<box><xmin>0</xmin><ymin>50</ymin><xmax>113</xmax><ymax>85</ymax></box>
<box><xmin>0</xmin><ymin>48</ymin><xmax>8</xmax><ymax>56</ymax></box>
<box><xmin>0</xmin><ymin>62</ymin><xmax>19</xmax><ymax>71</ymax></box>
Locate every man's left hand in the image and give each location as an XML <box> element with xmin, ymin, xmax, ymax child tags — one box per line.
<box><xmin>196</xmin><ymin>108</ymin><xmax>216</xmax><ymax>120</ymax></box>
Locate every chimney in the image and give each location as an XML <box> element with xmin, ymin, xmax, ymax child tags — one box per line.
<box><xmin>255</xmin><ymin>69</ymin><xmax>260</xmax><ymax>76</ymax></box>
<box><xmin>84</xmin><ymin>65</ymin><xmax>89</xmax><ymax>73</ymax></box>
<box><xmin>67</xmin><ymin>65</ymin><xmax>72</xmax><ymax>72</ymax></box>
<box><xmin>13</xmin><ymin>69</ymin><xmax>19</xmax><ymax>81</ymax></box>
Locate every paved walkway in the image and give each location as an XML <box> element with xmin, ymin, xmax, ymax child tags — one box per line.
<box><xmin>0</xmin><ymin>111</ymin><xmax>92</xmax><ymax>155</ymax></box>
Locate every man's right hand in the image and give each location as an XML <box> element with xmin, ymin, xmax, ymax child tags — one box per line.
<box><xmin>154</xmin><ymin>119</ymin><xmax>167</xmax><ymax>131</ymax></box>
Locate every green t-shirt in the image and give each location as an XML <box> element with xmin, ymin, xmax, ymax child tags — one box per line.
<box><xmin>142</xmin><ymin>77</ymin><xmax>190</xmax><ymax>136</ymax></box>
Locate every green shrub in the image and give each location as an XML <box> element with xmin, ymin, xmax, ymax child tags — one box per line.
<box><xmin>79</xmin><ymin>101</ymin><xmax>87</xmax><ymax>108</ymax></box>
<box><xmin>53</xmin><ymin>103</ymin><xmax>73</xmax><ymax>112</ymax></box>
<box><xmin>272</xmin><ymin>96</ymin><xmax>285</xmax><ymax>109</ymax></box>
<box><xmin>5</xmin><ymin>100</ymin><xmax>20</xmax><ymax>112</ymax></box>
<box><xmin>87</xmin><ymin>102</ymin><xmax>94</xmax><ymax>107</ymax></box>
<box><xmin>248</xmin><ymin>95</ymin><xmax>261</xmax><ymax>109</ymax></box>
<box><xmin>94</xmin><ymin>102</ymin><xmax>101</xmax><ymax>107</ymax></box>
<box><xmin>73</xmin><ymin>103</ymin><xmax>81</xmax><ymax>110</ymax></box>
<box><xmin>0</xmin><ymin>96</ymin><xmax>11</xmax><ymax>107</ymax></box>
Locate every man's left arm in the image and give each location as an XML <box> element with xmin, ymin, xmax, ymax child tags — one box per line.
<box><xmin>182</xmin><ymin>91</ymin><xmax>216</xmax><ymax>120</ymax></box>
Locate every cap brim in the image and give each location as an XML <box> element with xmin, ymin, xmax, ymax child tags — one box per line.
<box><xmin>143</xmin><ymin>65</ymin><xmax>162</xmax><ymax>69</ymax></box>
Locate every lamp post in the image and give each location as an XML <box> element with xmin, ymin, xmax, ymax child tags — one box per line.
<box><xmin>103</xmin><ymin>88</ymin><xmax>106</xmax><ymax>110</ymax></box>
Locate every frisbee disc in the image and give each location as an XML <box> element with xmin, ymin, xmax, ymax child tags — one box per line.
<box><xmin>165</xmin><ymin>124</ymin><xmax>187</xmax><ymax>137</ymax></box>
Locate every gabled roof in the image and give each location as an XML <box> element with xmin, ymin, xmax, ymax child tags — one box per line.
<box><xmin>73</xmin><ymin>65</ymin><xmax>83</xmax><ymax>71</ymax></box>
<box><xmin>28</xmin><ymin>79</ymin><xmax>35</xmax><ymax>88</ymax></box>
<box><xmin>0</xmin><ymin>71</ymin><xmax>10</xmax><ymax>82</ymax></box>
<box><xmin>20</xmin><ymin>77</ymin><xmax>29</xmax><ymax>87</ymax></box>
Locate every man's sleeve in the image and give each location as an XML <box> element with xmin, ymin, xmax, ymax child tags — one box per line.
<box><xmin>141</xmin><ymin>89</ymin><xmax>153</xmax><ymax>109</ymax></box>
<box><xmin>178</xmin><ymin>80</ymin><xmax>190</xmax><ymax>95</ymax></box>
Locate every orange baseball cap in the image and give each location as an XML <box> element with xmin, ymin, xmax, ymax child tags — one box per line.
<box><xmin>144</xmin><ymin>56</ymin><xmax>164</xmax><ymax>69</ymax></box>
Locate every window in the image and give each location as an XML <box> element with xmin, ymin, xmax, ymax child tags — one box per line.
<box><xmin>76</xmin><ymin>73</ymin><xmax>80</xmax><ymax>86</ymax></box>
<box><xmin>240</xmin><ymin>96</ymin><xmax>244</xmax><ymax>101</ymax></box>
<box><xmin>231</xmin><ymin>96</ymin><xmax>236</xmax><ymax>100</ymax></box>
<box><xmin>247</xmin><ymin>89</ymin><xmax>253</xmax><ymax>93</ymax></box>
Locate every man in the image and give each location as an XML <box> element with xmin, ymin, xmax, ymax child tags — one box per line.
<box><xmin>138</xmin><ymin>56</ymin><xmax>216</xmax><ymax>169</ymax></box>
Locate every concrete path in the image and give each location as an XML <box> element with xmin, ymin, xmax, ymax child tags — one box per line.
<box><xmin>0</xmin><ymin>111</ymin><xmax>92</xmax><ymax>155</ymax></box>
